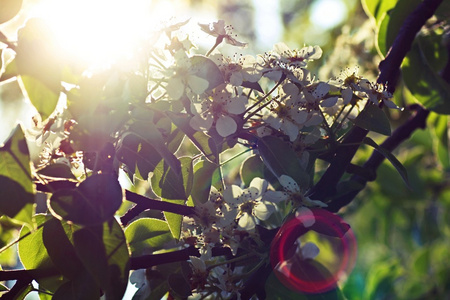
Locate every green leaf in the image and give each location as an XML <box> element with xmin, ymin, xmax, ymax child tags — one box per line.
<box><xmin>363</xmin><ymin>137</ymin><xmax>409</xmax><ymax>186</ymax></box>
<box><xmin>168</xmin><ymin>273</ymin><xmax>191</xmax><ymax>298</ymax></box>
<box><xmin>0</xmin><ymin>0</ymin><xmax>23</xmax><ymax>24</ymax></box>
<box><xmin>435</xmin><ymin>0</ymin><xmax>450</xmax><ymax>19</ymax></box>
<box><xmin>19</xmin><ymin>75</ymin><xmax>59</xmax><ymax>121</ymax></box>
<box><xmin>11</xmin><ymin>284</ymin><xmax>33</xmax><ymax>300</ymax></box>
<box><xmin>164</xmin><ymin>200</ymin><xmax>186</xmax><ymax>240</ymax></box>
<box><xmin>42</xmin><ymin>218</ymin><xmax>83</xmax><ymax>280</ymax></box>
<box><xmin>265</xmin><ymin>271</ymin><xmax>345</xmax><ymax>300</ymax></box>
<box><xmin>0</xmin><ymin>283</ymin><xmax>8</xmax><ymax>292</ymax></box>
<box><xmin>376</xmin><ymin>0</ymin><xmax>421</xmax><ymax>56</ymax></box>
<box><xmin>0</xmin><ymin>57</ymin><xmax>18</xmax><ymax>82</ymax></box>
<box><xmin>37</xmin><ymin>163</ymin><xmax>77</xmax><ymax>180</ymax></box>
<box><xmin>52</xmin><ymin>273</ymin><xmax>100</xmax><ymax>300</ymax></box>
<box><xmin>190</xmin><ymin>55</ymin><xmax>224</xmax><ymax>91</ymax></box>
<box><xmin>240</xmin><ymin>154</ymin><xmax>265</xmax><ymax>187</ymax></box>
<box><xmin>241</xmin><ymin>81</ymin><xmax>264</xmax><ymax>93</ymax></box>
<box><xmin>18</xmin><ymin>214</ymin><xmax>65</xmax><ymax>293</ymax></box>
<box><xmin>18</xmin><ymin>215</ymin><xmax>53</xmax><ymax>270</ymax></box>
<box><xmin>429</xmin><ymin>113</ymin><xmax>450</xmax><ymax>170</ymax></box>
<box><xmin>361</xmin><ymin>0</ymin><xmax>397</xmax><ymax>25</ymax></box>
<box><xmin>353</xmin><ymin>104</ymin><xmax>391</xmax><ymax>136</ymax></box>
<box><xmin>124</xmin><ymin>218</ymin><xmax>174</xmax><ymax>256</ymax></box>
<box><xmin>363</xmin><ymin>260</ymin><xmax>402</xmax><ymax>299</ymax></box>
<box><xmin>130</xmin><ymin>120</ymin><xmax>181</xmax><ymax>175</ymax></box>
<box><xmin>189</xmin><ymin>159</ymin><xmax>217</xmax><ymax>205</ymax></box>
<box><xmin>49</xmin><ymin>173</ymin><xmax>123</xmax><ymax>226</ymax></box>
<box><xmin>16</xmin><ymin>19</ymin><xmax>62</xmax><ymax>120</ymax></box>
<box><xmin>151</xmin><ymin>157</ymin><xmax>193</xmax><ymax>239</ymax></box>
<box><xmin>72</xmin><ymin>219</ymin><xmax>130</xmax><ymax>300</ymax></box>
<box><xmin>116</xmin><ymin>132</ymin><xmax>162</xmax><ymax>181</ymax></box>
<box><xmin>402</xmin><ymin>39</ymin><xmax>450</xmax><ymax>114</ymax></box>
<box><xmin>166</xmin><ymin>112</ymin><xmax>219</xmax><ymax>163</ymax></box>
<box><xmin>151</xmin><ymin>157</ymin><xmax>193</xmax><ymax>200</ymax></box>
<box><xmin>0</xmin><ymin>125</ymin><xmax>34</xmax><ymax>224</ymax></box>
<box><xmin>142</xmin><ymin>262</ymin><xmax>182</xmax><ymax>300</ymax></box>
<box><xmin>257</xmin><ymin>136</ymin><xmax>310</xmax><ymax>191</ymax></box>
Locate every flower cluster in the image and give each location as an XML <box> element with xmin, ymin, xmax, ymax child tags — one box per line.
<box><xmin>16</xmin><ymin>17</ymin><xmax>397</xmax><ymax>300</ymax></box>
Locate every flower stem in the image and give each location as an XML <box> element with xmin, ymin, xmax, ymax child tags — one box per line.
<box><xmin>243</xmin><ymin>80</ymin><xmax>282</xmax><ymax>121</ymax></box>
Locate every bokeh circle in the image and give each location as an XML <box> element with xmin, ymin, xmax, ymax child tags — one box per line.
<box><xmin>270</xmin><ymin>208</ymin><xmax>357</xmax><ymax>294</ymax></box>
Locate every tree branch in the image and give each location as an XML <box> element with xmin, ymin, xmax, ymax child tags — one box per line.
<box><xmin>129</xmin><ymin>246</ymin><xmax>232</xmax><ymax>270</ymax></box>
<box><xmin>122</xmin><ymin>190</ymin><xmax>195</xmax><ymax>226</ymax></box>
<box><xmin>326</xmin><ymin>105</ymin><xmax>430</xmax><ymax>212</ymax></box>
<box><xmin>308</xmin><ymin>0</ymin><xmax>442</xmax><ymax>203</ymax></box>
<box><xmin>377</xmin><ymin>0</ymin><xmax>444</xmax><ymax>91</ymax></box>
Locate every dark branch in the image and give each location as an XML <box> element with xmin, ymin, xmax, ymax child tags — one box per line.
<box><xmin>308</xmin><ymin>0</ymin><xmax>442</xmax><ymax>203</ymax></box>
<box><xmin>377</xmin><ymin>0</ymin><xmax>444</xmax><ymax>91</ymax></box>
<box><xmin>129</xmin><ymin>246</ymin><xmax>232</xmax><ymax>270</ymax></box>
<box><xmin>0</xmin><ymin>268</ymin><xmax>59</xmax><ymax>299</ymax></box>
<box><xmin>326</xmin><ymin>105</ymin><xmax>430</xmax><ymax>212</ymax></box>
<box><xmin>124</xmin><ymin>190</ymin><xmax>196</xmax><ymax>219</ymax></box>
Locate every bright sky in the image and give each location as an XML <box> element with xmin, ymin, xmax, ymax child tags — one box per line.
<box><xmin>310</xmin><ymin>0</ymin><xmax>348</xmax><ymax>29</ymax></box>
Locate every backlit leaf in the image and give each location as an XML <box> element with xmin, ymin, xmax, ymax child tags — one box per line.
<box><xmin>151</xmin><ymin>157</ymin><xmax>193</xmax><ymax>200</ymax></box>
<box><xmin>73</xmin><ymin>219</ymin><xmax>130</xmax><ymax>300</ymax></box>
<box><xmin>42</xmin><ymin>218</ymin><xmax>83</xmax><ymax>280</ymax></box>
<box><xmin>190</xmin><ymin>55</ymin><xmax>224</xmax><ymax>91</ymax></box>
<box><xmin>116</xmin><ymin>132</ymin><xmax>162</xmax><ymax>181</ymax></box>
<box><xmin>130</xmin><ymin>120</ymin><xmax>181</xmax><ymax>175</ymax></box>
<box><xmin>257</xmin><ymin>136</ymin><xmax>310</xmax><ymax>191</ymax></box>
<box><xmin>0</xmin><ymin>125</ymin><xmax>34</xmax><ymax>224</ymax></box>
<box><xmin>0</xmin><ymin>0</ymin><xmax>23</xmax><ymax>24</ymax></box>
<box><xmin>125</xmin><ymin>218</ymin><xmax>174</xmax><ymax>256</ymax></box>
<box><xmin>376</xmin><ymin>0</ymin><xmax>421</xmax><ymax>56</ymax></box>
<box><xmin>190</xmin><ymin>159</ymin><xmax>217</xmax><ymax>205</ymax></box>
<box><xmin>37</xmin><ymin>163</ymin><xmax>77</xmax><ymax>180</ymax></box>
<box><xmin>402</xmin><ymin>40</ymin><xmax>450</xmax><ymax>114</ymax></box>
<box><xmin>364</xmin><ymin>137</ymin><xmax>409</xmax><ymax>186</ymax></box>
<box><xmin>49</xmin><ymin>173</ymin><xmax>123</xmax><ymax>225</ymax></box>
<box><xmin>353</xmin><ymin>104</ymin><xmax>391</xmax><ymax>136</ymax></box>
<box><xmin>167</xmin><ymin>111</ymin><xmax>219</xmax><ymax>163</ymax></box>
<box><xmin>16</xmin><ymin>19</ymin><xmax>62</xmax><ymax>120</ymax></box>
<box><xmin>361</xmin><ymin>0</ymin><xmax>397</xmax><ymax>25</ymax></box>
<box><xmin>240</xmin><ymin>154</ymin><xmax>265</xmax><ymax>187</ymax></box>
<box><xmin>429</xmin><ymin>113</ymin><xmax>450</xmax><ymax>170</ymax></box>
<box><xmin>18</xmin><ymin>215</ymin><xmax>65</xmax><ymax>292</ymax></box>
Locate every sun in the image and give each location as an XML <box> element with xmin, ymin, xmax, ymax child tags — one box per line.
<box><xmin>30</xmin><ymin>0</ymin><xmax>181</xmax><ymax>68</ymax></box>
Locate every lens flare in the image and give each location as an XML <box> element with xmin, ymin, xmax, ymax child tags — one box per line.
<box><xmin>28</xmin><ymin>0</ymin><xmax>186</xmax><ymax>68</ymax></box>
<box><xmin>270</xmin><ymin>208</ymin><xmax>357</xmax><ymax>294</ymax></box>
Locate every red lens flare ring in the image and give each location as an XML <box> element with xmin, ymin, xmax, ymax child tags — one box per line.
<box><xmin>270</xmin><ymin>208</ymin><xmax>357</xmax><ymax>294</ymax></box>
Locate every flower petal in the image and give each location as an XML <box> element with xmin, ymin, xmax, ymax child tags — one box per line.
<box><xmin>279</xmin><ymin>175</ymin><xmax>300</xmax><ymax>193</ymax></box>
<box><xmin>321</xmin><ymin>96</ymin><xmax>338</xmax><ymax>107</ymax></box>
<box><xmin>230</xmin><ymin>72</ymin><xmax>244</xmax><ymax>86</ymax></box>
<box><xmin>223</xmin><ymin>185</ymin><xmax>243</xmax><ymax>205</ymax></box>
<box><xmin>263</xmin><ymin>190</ymin><xmax>289</xmax><ymax>203</ymax></box>
<box><xmin>225</xmin><ymin>95</ymin><xmax>247</xmax><ymax>114</ymax></box>
<box><xmin>238</xmin><ymin>213</ymin><xmax>256</xmax><ymax>230</ymax></box>
<box><xmin>281</xmin><ymin>120</ymin><xmax>299</xmax><ymax>141</ymax></box>
<box><xmin>216</xmin><ymin>115</ymin><xmax>237</xmax><ymax>137</ymax></box>
<box><xmin>341</xmin><ymin>87</ymin><xmax>353</xmax><ymax>104</ymax></box>
<box><xmin>295</xmin><ymin>207</ymin><xmax>315</xmax><ymax>227</ymax></box>
<box><xmin>254</xmin><ymin>202</ymin><xmax>275</xmax><ymax>221</ymax></box>
<box><xmin>249</xmin><ymin>177</ymin><xmax>267</xmax><ymax>195</ymax></box>
<box><xmin>301</xmin><ymin>242</ymin><xmax>320</xmax><ymax>260</ymax></box>
<box><xmin>187</xmin><ymin>75</ymin><xmax>209</xmax><ymax>95</ymax></box>
<box><xmin>166</xmin><ymin>77</ymin><xmax>184</xmax><ymax>100</ymax></box>
<box><xmin>190</xmin><ymin>114</ymin><xmax>213</xmax><ymax>131</ymax></box>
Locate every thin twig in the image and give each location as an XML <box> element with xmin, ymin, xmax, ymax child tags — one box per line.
<box><xmin>307</xmin><ymin>0</ymin><xmax>442</xmax><ymax>203</ymax></box>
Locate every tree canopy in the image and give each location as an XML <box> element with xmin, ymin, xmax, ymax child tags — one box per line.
<box><xmin>0</xmin><ymin>0</ymin><xmax>449</xmax><ymax>299</ymax></box>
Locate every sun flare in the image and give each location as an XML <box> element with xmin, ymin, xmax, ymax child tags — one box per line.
<box><xmin>30</xmin><ymin>0</ymin><xmax>180</xmax><ymax>67</ymax></box>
